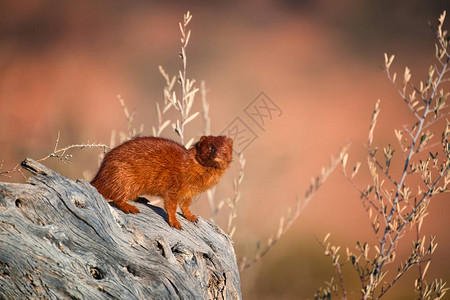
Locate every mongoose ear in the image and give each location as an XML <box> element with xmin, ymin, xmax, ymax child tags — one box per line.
<box><xmin>199</xmin><ymin>136</ymin><xmax>208</xmax><ymax>143</ymax></box>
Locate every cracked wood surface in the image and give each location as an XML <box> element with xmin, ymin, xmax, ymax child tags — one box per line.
<box><xmin>0</xmin><ymin>158</ymin><xmax>241</xmax><ymax>299</ymax></box>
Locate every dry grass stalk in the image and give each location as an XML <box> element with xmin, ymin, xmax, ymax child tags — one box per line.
<box><xmin>199</xmin><ymin>80</ymin><xmax>220</xmax><ymax>221</ymax></box>
<box><xmin>153</xmin><ymin>11</ymin><xmax>199</xmax><ymax>148</ymax></box>
<box><xmin>316</xmin><ymin>11</ymin><xmax>450</xmax><ymax>300</ymax></box>
<box><xmin>153</xmin><ymin>65</ymin><xmax>175</xmax><ymax>138</ymax></box>
<box><xmin>94</xmin><ymin>94</ymin><xmax>144</xmax><ymax>170</ymax></box>
<box><xmin>198</xmin><ymin>78</ymin><xmax>246</xmax><ymax>237</ymax></box>
<box><xmin>225</xmin><ymin>152</ymin><xmax>245</xmax><ymax>238</ymax></box>
<box><xmin>151</xmin><ymin>12</ymin><xmax>225</xmax><ymax>221</ymax></box>
<box><xmin>151</xmin><ymin>12</ymin><xmax>246</xmax><ymax>229</ymax></box>
<box><xmin>201</xmin><ymin>80</ymin><xmax>211</xmax><ymax>136</ymax></box>
<box><xmin>117</xmin><ymin>94</ymin><xmax>144</xmax><ymax>143</ymax></box>
<box><xmin>239</xmin><ymin>144</ymin><xmax>349</xmax><ymax>272</ymax></box>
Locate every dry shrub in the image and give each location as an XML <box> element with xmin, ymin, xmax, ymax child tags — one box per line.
<box><xmin>315</xmin><ymin>11</ymin><xmax>450</xmax><ymax>300</ymax></box>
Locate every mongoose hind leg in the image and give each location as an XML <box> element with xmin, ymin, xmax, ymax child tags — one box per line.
<box><xmin>180</xmin><ymin>197</ymin><xmax>198</xmax><ymax>223</ymax></box>
<box><xmin>114</xmin><ymin>199</ymin><xmax>140</xmax><ymax>214</ymax></box>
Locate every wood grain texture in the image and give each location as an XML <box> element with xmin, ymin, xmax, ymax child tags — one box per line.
<box><xmin>0</xmin><ymin>158</ymin><xmax>241</xmax><ymax>299</ymax></box>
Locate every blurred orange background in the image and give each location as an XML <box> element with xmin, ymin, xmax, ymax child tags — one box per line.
<box><xmin>1</xmin><ymin>1</ymin><xmax>449</xmax><ymax>299</ymax></box>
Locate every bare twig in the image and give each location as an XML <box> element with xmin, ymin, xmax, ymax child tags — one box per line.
<box><xmin>1</xmin><ymin>131</ymin><xmax>108</xmax><ymax>178</ymax></box>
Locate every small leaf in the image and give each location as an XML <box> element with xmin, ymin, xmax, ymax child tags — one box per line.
<box><xmin>229</xmin><ymin>226</ymin><xmax>236</xmax><ymax>238</ymax></box>
<box><xmin>185</xmin><ymin>137</ymin><xmax>195</xmax><ymax>149</ymax></box>
<box><xmin>422</xmin><ymin>261</ymin><xmax>431</xmax><ymax>279</ymax></box>
<box><xmin>185</xmin><ymin>30</ymin><xmax>191</xmax><ymax>46</ymax></box>
<box><xmin>156</xmin><ymin>102</ymin><xmax>161</xmax><ymax>119</ymax></box>
<box><xmin>352</xmin><ymin>162</ymin><xmax>361</xmax><ymax>180</ymax></box>
<box><xmin>183</xmin><ymin>111</ymin><xmax>200</xmax><ymax>126</ymax></box>
<box><xmin>369</xmin><ymin>100</ymin><xmax>381</xmax><ymax>146</ymax></box>
<box><xmin>384</xmin><ymin>53</ymin><xmax>395</xmax><ymax>69</ymax></box>
<box><xmin>160</xmin><ymin>120</ymin><xmax>171</xmax><ymax>133</ymax></box>
<box><xmin>184</xmin><ymin>88</ymin><xmax>199</xmax><ymax>102</ymax></box>
<box><xmin>277</xmin><ymin>217</ymin><xmax>285</xmax><ymax>240</ymax></box>
<box><xmin>404</xmin><ymin>66</ymin><xmax>411</xmax><ymax>86</ymax></box>
<box><xmin>342</xmin><ymin>153</ymin><xmax>348</xmax><ymax>170</ymax></box>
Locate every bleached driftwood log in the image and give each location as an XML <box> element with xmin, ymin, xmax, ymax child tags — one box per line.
<box><xmin>0</xmin><ymin>158</ymin><xmax>241</xmax><ymax>299</ymax></box>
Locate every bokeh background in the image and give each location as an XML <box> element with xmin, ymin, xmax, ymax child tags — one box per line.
<box><xmin>1</xmin><ymin>1</ymin><xmax>449</xmax><ymax>299</ymax></box>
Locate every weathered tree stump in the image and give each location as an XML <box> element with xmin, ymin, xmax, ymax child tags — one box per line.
<box><xmin>0</xmin><ymin>158</ymin><xmax>241</xmax><ymax>299</ymax></box>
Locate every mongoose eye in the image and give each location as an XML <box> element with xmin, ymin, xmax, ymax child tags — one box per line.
<box><xmin>208</xmin><ymin>145</ymin><xmax>216</xmax><ymax>158</ymax></box>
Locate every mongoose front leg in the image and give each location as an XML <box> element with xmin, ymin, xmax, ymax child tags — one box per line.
<box><xmin>164</xmin><ymin>196</ymin><xmax>182</xmax><ymax>229</ymax></box>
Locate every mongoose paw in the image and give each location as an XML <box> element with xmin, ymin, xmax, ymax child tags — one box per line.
<box><xmin>116</xmin><ymin>202</ymin><xmax>141</xmax><ymax>214</ymax></box>
<box><xmin>127</xmin><ymin>206</ymin><xmax>141</xmax><ymax>214</ymax></box>
<box><xmin>170</xmin><ymin>219</ymin><xmax>183</xmax><ymax>230</ymax></box>
<box><xmin>186</xmin><ymin>214</ymin><xmax>198</xmax><ymax>223</ymax></box>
